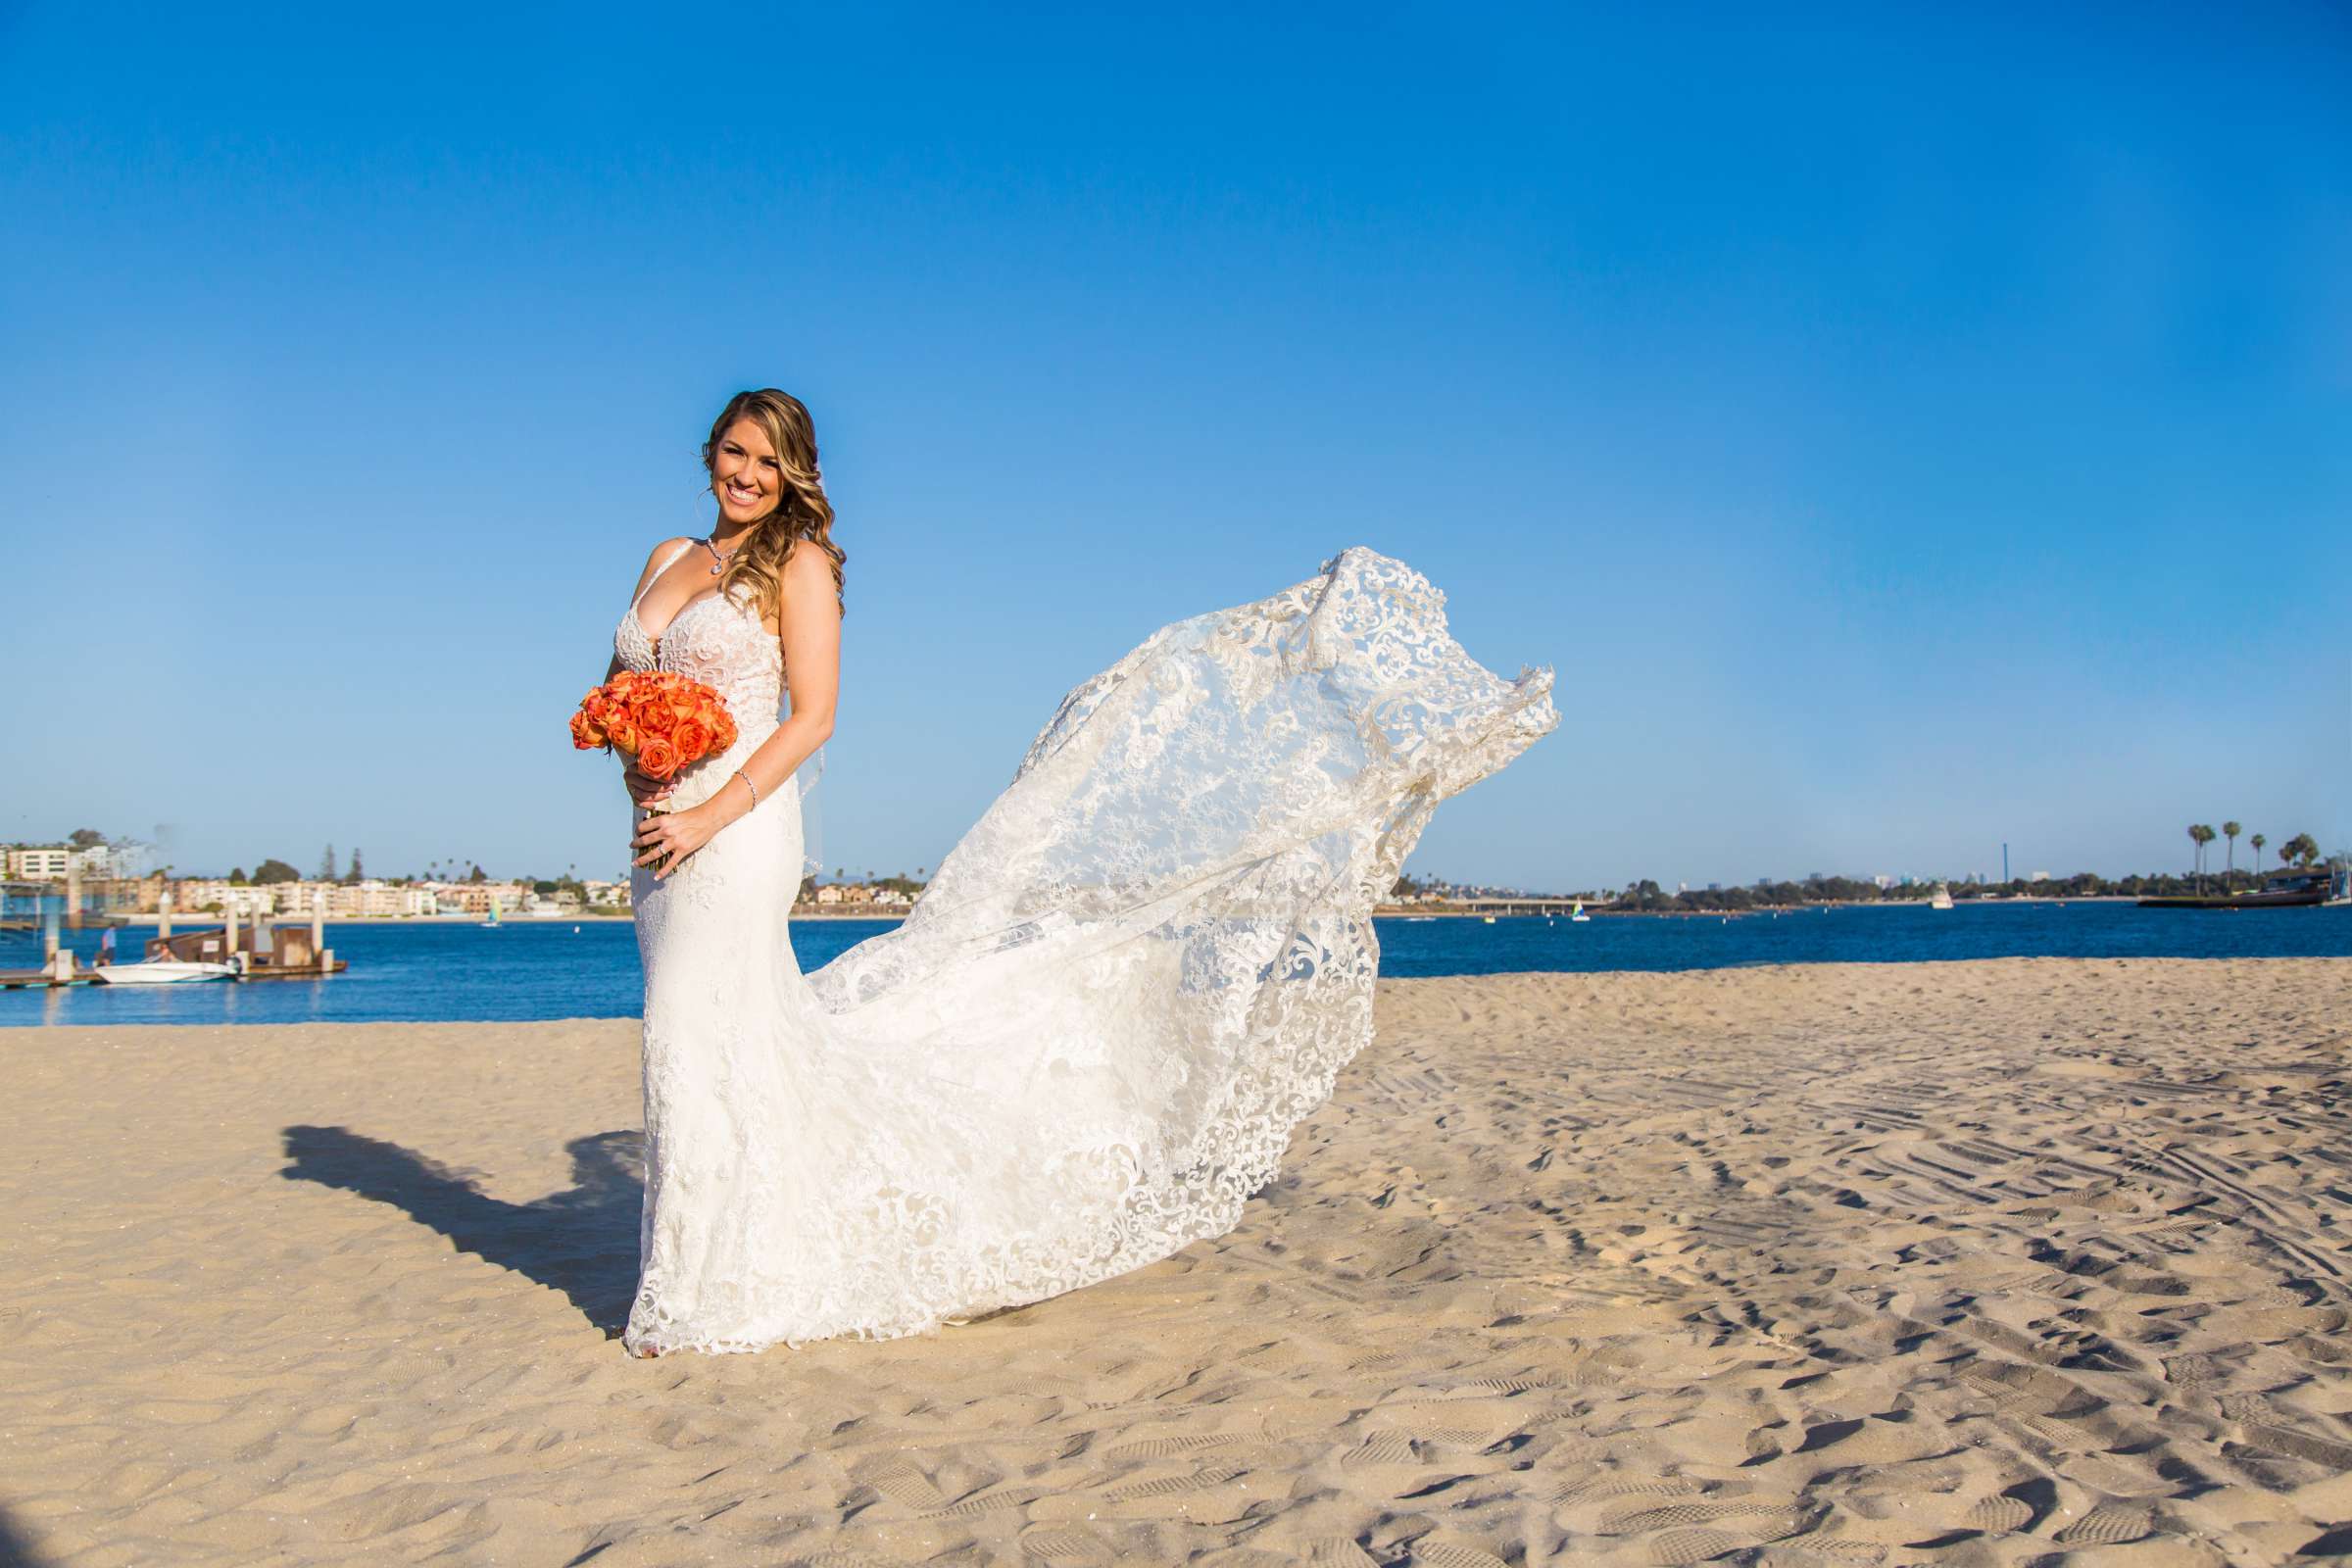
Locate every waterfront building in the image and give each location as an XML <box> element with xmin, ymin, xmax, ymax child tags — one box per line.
<box><xmin>428</xmin><ymin>881</ymin><xmax>529</xmax><ymax>915</ymax></box>
<box><xmin>6</xmin><ymin>846</ymin><xmax>72</xmax><ymax>880</ymax></box>
<box><xmin>341</xmin><ymin>881</ymin><xmax>438</xmax><ymax>917</ymax></box>
<box><xmin>172</xmin><ymin>880</ymin><xmax>277</xmax><ymax>915</ymax></box>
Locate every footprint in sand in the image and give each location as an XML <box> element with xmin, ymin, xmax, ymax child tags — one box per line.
<box><xmin>1106</xmin><ymin>1432</ymin><xmax>1249</xmax><ymax>1461</ymax></box>
<box><xmin>1553</xmin><ymin>1475</ymin><xmax>1706</xmax><ymax>1505</ymax></box>
<box><xmin>851</xmin><ymin>1453</ymin><xmax>948</xmax><ymax>1510</ymax></box>
<box><xmin>1099</xmin><ymin>1462</ymin><xmax>1246</xmax><ymax>1502</ymax></box>
<box><xmin>1409</xmin><ymin>1540</ymin><xmax>1512</xmax><ymax>1568</ymax></box>
<box><xmin>1961</xmin><ymin>1493</ymin><xmax>2036</xmax><ymax>1533</ymax></box>
<box><xmin>1340</xmin><ymin>1434</ymin><xmax>1423</xmax><ymax>1469</ymax></box>
<box><xmin>1598</xmin><ymin>1499</ymin><xmax>1778</xmax><ymax>1534</ymax></box>
<box><xmin>1017</xmin><ymin>1525</ymin><xmax>1115</xmax><ymax>1564</ymax></box>
<box><xmin>1641</xmin><ymin>1527</ymin><xmax>1756</xmax><ymax>1565</ymax></box>
<box><xmin>923</xmin><ymin>1487</ymin><xmax>1040</xmax><ymax>1519</ymax></box>
<box><xmin>1964</xmin><ymin>1477</ymin><xmax>2057</xmax><ymax>1535</ymax></box>
<box><xmin>2052</xmin><ymin>1502</ymin><xmax>2155</xmax><ymax>1545</ymax></box>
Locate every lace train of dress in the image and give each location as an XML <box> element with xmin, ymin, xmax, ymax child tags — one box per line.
<box><xmin>617</xmin><ymin>545</ymin><xmax>1557</xmax><ymax>1353</ymax></box>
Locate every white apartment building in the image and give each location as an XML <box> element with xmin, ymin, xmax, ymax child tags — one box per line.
<box><xmin>165</xmin><ymin>879</ymin><xmax>441</xmax><ymax>918</ymax></box>
<box><xmin>298</xmin><ymin>881</ymin><xmax>446</xmax><ymax>916</ymax></box>
<box><xmin>429</xmin><ymin>881</ymin><xmax>529</xmax><ymax>915</ymax></box>
<box><xmin>268</xmin><ymin>882</ymin><xmax>326</xmax><ymax>914</ymax></box>
<box><xmin>171</xmin><ymin>881</ymin><xmax>277</xmax><ymax>915</ymax></box>
<box><xmin>8</xmin><ymin>843</ymin><xmax>147</xmax><ymax>880</ymax></box>
<box><xmin>6</xmin><ymin>846</ymin><xmax>71</xmax><ymax>880</ymax></box>
<box><xmin>268</xmin><ymin>880</ymin><xmax>435</xmax><ymax>916</ymax></box>
<box><xmin>343</xmin><ymin>881</ymin><xmax>437</xmax><ymax>916</ymax></box>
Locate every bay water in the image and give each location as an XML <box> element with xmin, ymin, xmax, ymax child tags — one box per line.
<box><xmin>5</xmin><ymin>902</ymin><xmax>2345</xmax><ymax>1028</ymax></box>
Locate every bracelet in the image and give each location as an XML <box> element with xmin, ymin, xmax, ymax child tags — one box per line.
<box><xmin>733</xmin><ymin>768</ymin><xmax>760</xmax><ymax>810</ymax></box>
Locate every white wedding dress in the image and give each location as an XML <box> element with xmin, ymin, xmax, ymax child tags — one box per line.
<box><xmin>614</xmin><ymin>544</ymin><xmax>1556</xmax><ymax>1354</ymax></box>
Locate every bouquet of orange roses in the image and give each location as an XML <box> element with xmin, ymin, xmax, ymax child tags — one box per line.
<box><xmin>572</xmin><ymin>671</ymin><xmax>737</xmax><ymax>871</ymax></box>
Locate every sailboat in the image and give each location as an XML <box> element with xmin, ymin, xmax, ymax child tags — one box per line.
<box><xmin>1570</xmin><ymin>900</ymin><xmax>1590</xmax><ymax>923</ymax></box>
<box><xmin>480</xmin><ymin>896</ymin><xmax>502</xmax><ymax>930</ymax></box>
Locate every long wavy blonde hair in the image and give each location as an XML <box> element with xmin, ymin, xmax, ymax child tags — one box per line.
<box><xmin>704</xmin><ymin>388</ymin><xmax>847</xmax><ymax>621</ymax></box>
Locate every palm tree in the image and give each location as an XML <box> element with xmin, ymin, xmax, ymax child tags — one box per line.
<box><xmin>2251</xmin><ymin>832</ymin><xmax>2266</xmax><ymax>872</ymax></box>
<box><xmin>2188</xmin><ymin>823</ymin><xmax>2217</xmax><ymax>890</ymax></box>
<box><xmin>2223</xmin><ymin>821</ymin><xmax>2241</xmax><ymax>884</ymax></box>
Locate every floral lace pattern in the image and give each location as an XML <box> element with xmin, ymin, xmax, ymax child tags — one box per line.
<box><xmin>616</xmin><ymin>545</ymin><xmax>1556</xmax><ymax>1353</ymax></box>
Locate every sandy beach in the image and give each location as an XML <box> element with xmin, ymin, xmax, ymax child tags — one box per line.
<box><xmin>6</xmin><ymin>958</ymin><xmax>2348</xmax><ymax>1566</ymax></box>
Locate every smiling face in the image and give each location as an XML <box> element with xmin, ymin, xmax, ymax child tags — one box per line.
<box><xmin>710</xmin><ymin>417</ymin><xmax>784</xmax><ymax>526</ymax></box>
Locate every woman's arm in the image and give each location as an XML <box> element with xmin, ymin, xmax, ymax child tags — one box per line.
<box><xmin>632</xmin><ymin>544</ymin><xmax>839</xmax><ymax>875</ymax></box>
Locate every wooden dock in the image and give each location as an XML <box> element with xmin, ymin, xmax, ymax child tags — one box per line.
<box><xmin>3</xmin><ymin>919</ymin><xmax>349</xmax><ymax>990</ymax></box>
<box><xmin>0</xmin><ymin>969</ymin><xmax>100</xmax><ymax>989</ymax></box>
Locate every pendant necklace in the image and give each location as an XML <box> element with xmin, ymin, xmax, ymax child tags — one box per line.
<box><xmin>702</xmin><ymin>535</ymin><xmax>740</xmax><ymax>576</ymax></box>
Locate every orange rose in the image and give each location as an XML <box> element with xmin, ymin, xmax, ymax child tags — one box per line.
<box><xmin>672</xmin><ymin>719</ymin><xmax>711</xmax><ymax>762</ymax></box>
<box><xmin>711</xmin><ymin>712</ymin><xmax>738</xmax><ymax>750</ymax></box>
<box><xmin>638</xmin><ymin>735</ymin><xmax>680</xmax><ymax>780</ymax></box>
<box><xmin>635</xmin><ymin>701</ymin><xmax>675</xmax><ymax>738</ymax></box>
<box><xmin>569</xmin><ymin>710</ymin><xmax>608</xmax><ymax>750</ymax></box>
<box><xmin>606</xmin><ymin>716</ymin><xmax>642</xmax><ymax>755</ymax></box>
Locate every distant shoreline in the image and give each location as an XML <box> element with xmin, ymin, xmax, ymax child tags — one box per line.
<box><xmin>102</xmin><ymin>910</ymin><xmax>912</xmax><ymax>926</ymax></box>
<box><xmin>1378</xmin><ymin>895</ymin><xmax>2147</xmax><ymax>918</ymax></box>
<box><xmin>88</xmin><ymin>897</ymin><xmax>2147</xmax><ymax>929</ymax></box>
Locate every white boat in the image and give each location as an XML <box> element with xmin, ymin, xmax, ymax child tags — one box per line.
<box><xmin>92</xmin><ymin>959</ymin><xmax>238</xmax><ymax>985</ymax></box>
<box><xmin>1570</xmin><ymin>900</ymin><xmax>1590</xmax><ymax>923</ymax></box>
<box><xmin>1930</xmin><ymin>884</ymin><xmax>1955</xmax><ymax>910</ymax></box>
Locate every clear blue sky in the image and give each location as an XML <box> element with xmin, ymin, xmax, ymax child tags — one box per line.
<box><xmin>4</xmin><ymin>3</ymin><xmax>2345</xmax><ymax>891</ymax></box>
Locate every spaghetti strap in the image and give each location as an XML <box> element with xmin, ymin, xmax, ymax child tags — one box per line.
<box><xmin>633</xmin><ymin>539</ymin><xmax>700</xmax><ymax>609</ymax></box>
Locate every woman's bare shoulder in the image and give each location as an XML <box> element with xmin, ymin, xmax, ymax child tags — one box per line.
<box><xmin>781</xmin><ymin>536</ymin><xmax>838</xmax><ymax>578</ymax></box>
<box><xmin>780</xmin><ymin>537</ymin><xmax>842</xmax><ymax>612</ymax></box>
<box><xmin>630</xmin><ymin>535</ymin><xmax>699</xmax><ymax>595</ymax></box>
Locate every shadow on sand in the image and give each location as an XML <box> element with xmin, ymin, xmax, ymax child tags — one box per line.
<box><xmin>280</xmin><ymin>1125</ymin><xmax>643</xmax><ymax>1337</ymax></box>
<box><xmin>0</xmin><ymin>1501</ymin><xmax>52</xmax><ymax>1568</ymax></box>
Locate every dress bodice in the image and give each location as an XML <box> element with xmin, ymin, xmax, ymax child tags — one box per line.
<box><xmin>615</xmin><ymin>542</ymin><xmax>784</xmax><ymax>806</ymax></box>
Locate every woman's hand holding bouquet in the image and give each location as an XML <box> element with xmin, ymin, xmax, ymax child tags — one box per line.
<box><xmin>572</xmin><ymin>672</ymin><xmax>739</xmax><ymax>877</ymax></box>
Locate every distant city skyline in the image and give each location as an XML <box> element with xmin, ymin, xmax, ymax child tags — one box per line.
<box><xmin>4</xmin><ymin>6</ymin><xmax>2345</xmax><ymax>890</ymax></box>
<box><xmin>5</xmin><ymin>821</ymin><xmax>2334</xmax><ymax>903</ymax></box>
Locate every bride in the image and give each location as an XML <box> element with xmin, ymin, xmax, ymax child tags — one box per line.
<box><xmin>610</xmin><ymin>388</ymin><xmax>1556</xmax><ymax>1356</ymax></box>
